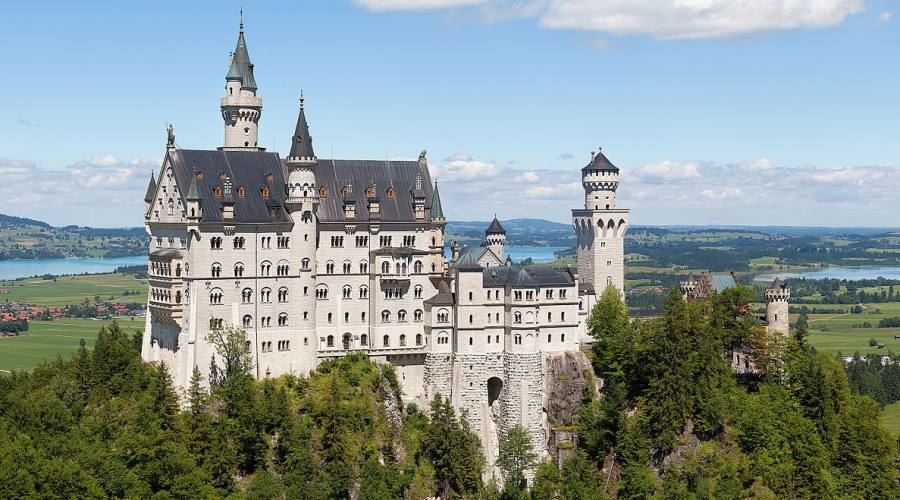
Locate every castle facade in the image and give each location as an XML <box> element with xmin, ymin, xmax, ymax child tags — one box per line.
<box><xmin>141</xmin><ymin>20</ymin><xmax>628</xmax><ymax>462</ymax></box>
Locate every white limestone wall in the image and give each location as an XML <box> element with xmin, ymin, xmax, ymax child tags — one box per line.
<box><xmin>503</xmin><ymin>352</ymin><xmax>547</xmax><ymax>456</ymax></box>
<box><xmin>766</xmin><ymin>297</ymin><xmax>790</xmax><ymax>335</ymax></box>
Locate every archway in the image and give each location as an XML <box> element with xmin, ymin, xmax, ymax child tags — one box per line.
<box><xmin>487</xmin><ymin>377</ymin><xmax>503</xmax><ymax>407</ymax></box>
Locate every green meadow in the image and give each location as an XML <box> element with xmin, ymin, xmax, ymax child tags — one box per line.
<box><xmin>880</xmin><ymin>401</ymin><xmax>900</xmax><ymax>436</ymax></box>
<box><xmin>0</xmin><ymin>317</ymin><xmax>143</xmax><ymax>373</ymax></box>
<box><xmin>0</xmin><ymin>273</ymin><xmax>146</xmax><ymax>307</ymax></box>
<box><xmin>801</xmin><ymin>302</ymin><xmax>900</xmax><ymax>356</ymax></box>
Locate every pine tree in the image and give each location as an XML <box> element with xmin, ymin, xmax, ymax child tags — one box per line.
<box><xmin>496</xmin><ymin>425</ymin><xmax>537</xmax><ymax>491</ymax></box>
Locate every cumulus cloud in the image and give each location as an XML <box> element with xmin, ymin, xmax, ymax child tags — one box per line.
<box><xmin>0</xmin><ymin>156</ymin><xmax>160</xmax><ymax>226</ymax></box>
<box><xmin>355</xmin><ymin>0</ymin><xmax>864</xmax><ymax>39</ymax></box>
<box><xmin>633</xmin><ymin>160</ymin><xmax>701</xmax><ymax>181</ymax></box>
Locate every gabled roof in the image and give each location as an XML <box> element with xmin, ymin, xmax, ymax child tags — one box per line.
<box><xmin>430</xmin><ymin>182</ymin><xmax>444</xmax><ymax>219</ymax></box>
<box><xmin>485</xmin><ymin>216</ymin><xmax>506</xmax><ymax>235</ymax></box>
<box><xmin>481</xmin><ymin>265</ymin><xmax>575</xmax><ymax>288</ymax></box>
<box><xmin>168</xmin><ymin>149</ymin><xmax>289</xmax><ymax>224</ymax></box>
<box><xmin>225</xmin><ymin>22</ymin><xmax>257</xmax><ymax>90</ymax></box>
<box><xmin>581</xmin><ymin>149</ymin><xmax>619</xmax><ymax>173</ymax></box>
<box><xmin>451</xmin><ymin>248</ymin><xmax>484</xmax><ymax>272</ymax></box>
<box><xmin>710</xmin><ymin>273</ymin><xmax>738</xmax><ymax>293</ymax></box>
<box><xmin>144</xmin><ymin>173</ymin><xmax>157</xmax><ymax>203</ymax></box>
<box><xmin>314</xmin><ymin>159</ymin><xmax>435</xmax><ymax>223</ymax></box>
<box><xmin>288</xmin><ymin>96</ymin><xmax>315</xmax><ymax>159</ymax></box>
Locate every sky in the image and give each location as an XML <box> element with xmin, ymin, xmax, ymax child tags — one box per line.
<box><xmin>1</xmin><ymin>0</ymin><xmax>898</xmax><ymax>228</ymax></box>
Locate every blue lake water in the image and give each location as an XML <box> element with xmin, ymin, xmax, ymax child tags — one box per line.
<box><xmin>0</xmin><ymin>246</ymin><xmax>569</xmax><ymax>281</ymax></box>
<box><xmin>0</xmin><ymin>256</ymin><xmax>148</xmax><ymax>281</ymax></box>
<box><xmin>754</xmin><ymin>266</ymin><xmax>900</xmax><ymax>282</ymax></box>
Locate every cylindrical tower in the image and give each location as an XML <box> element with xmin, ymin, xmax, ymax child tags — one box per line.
<box><xmin>483</xmin><ymin>216</ymin><xmax>506</xmax><ymax>261</ymax></box>
<box><xmin>220</xmin><ymin>17</ymin><xmax>263</xmax><ymax>151</ymax></box>
<box><xmin>765</xmin><ymin>279</ymin><xmax>790</xmax><ymax>335</ymax></box>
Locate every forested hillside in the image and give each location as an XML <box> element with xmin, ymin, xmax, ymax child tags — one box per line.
<box><xmin>1</xmin><ymin>288</ymin><xmax>897</xmax><ymax>498</ymax></box>
<box><xmin>0</xmin><ymin>213</ymin><xmax>145</xmax><ymax>260</ymax></box>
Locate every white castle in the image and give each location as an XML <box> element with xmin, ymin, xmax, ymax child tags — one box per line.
<box><xmin>141</xmin><ymin>20</ymin><xmax>628</xmax><ymax>464</ymax></box>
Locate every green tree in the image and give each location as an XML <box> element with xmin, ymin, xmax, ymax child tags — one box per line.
<box><xmin>496</xmin><ymin>425</ymin><xmax>538</xmax><ymax>492</ymax></box>
<box><xmin>205</xmin><ymin>324</ymin><xmax>254</xmax><ymax>385</ymax></box>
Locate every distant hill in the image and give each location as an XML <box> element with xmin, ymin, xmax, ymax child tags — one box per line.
<box><xmin>0</xmin><ymin>213</ymin><xmax>146</xmax><ymax>260</ymax></box>
<box><xmin>447</xmin><ymin>219</ymin><xmax>574</xmax><ymax>247</ymax></box>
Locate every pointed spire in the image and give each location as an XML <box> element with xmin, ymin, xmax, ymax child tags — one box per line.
<box><xmin>430</xmin><ymin>181</ymin><xmax>444</xmax><ymax>219</ymax></box>
<box><xmin>288</xmin><ymin>91</ymin><xmax>316</xmax><ymax>159</ymax></box>
<box><xmin>186</xmin><ymin>172</ymin><xmax>201</xmax><ymax>201</ymax></box>
<box><xmin>486</xmin><ymin>215</ymin><xmax>506</xmax><ymax>235</ymax></box>
<box><xmin>226</xmin><ymin>10</ymin><xmax>256</xmax><ymax>90</ymax></box>
<box><xmin>144</xmin><ymin>171</ymin><xmax>157</xmax><ymax>203</ymax></box>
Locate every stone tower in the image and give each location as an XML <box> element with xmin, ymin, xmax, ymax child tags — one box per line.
<box><xmin>572</xmin><ymin>148</ymin><xmax>629</xmax><ymax>296</ymax></box>
<box><xmin>483</xmin><ymin>216</ymin><xmax>506</xmax><ymax>260</ymax></box>
<box><xmin>220</xmin><ymin>14</ymin><xmax>263</xmax><ymax>151</ymax></box>
<box><xmin>765</xmin><ymin>278</ymin><xmax>790</xmax><ymax>335</ymax></box>
<box><xmin>284</xmin><ymin>93</ymin><xmax>320</xmax><ymax>374</ymax></box>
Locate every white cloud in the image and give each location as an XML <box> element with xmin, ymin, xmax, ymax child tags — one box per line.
<box><xmin>433</xmin><ymin>158</ymin><xmax>504</xmax><ymax>180</ymax></box>
<box><xmin>515</xmin><ymin>171</ymin><xmax>541</xmax><ymax>182</ymax></box>
<box><xmin>355</xmin><ymin>0</ymin><xmax>864</xmax><ymax>39</ymax></box>
<box><xmin>877</xmin><ymin>11</ymin><xmax>894</xmax><ymax>25</ymax></box>
<box><xmin>0</xmin><ymin>156</ymin><xmax>159</xmax><ymax>226</ymax></box>
<box><xmin>633</xmin><ymin>160</ymin><xmax>701</xmax><ymax>181</ymax></box>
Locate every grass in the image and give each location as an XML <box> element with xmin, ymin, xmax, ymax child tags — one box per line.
<box><xmin>880</xmin><ymin>402</ymin><xmax>900</xmax><ymax>437</ymax></box>
<box><xmin>0</xmin><ymin>317</ymin><xmax>144</xmax><ymax>372</ymax></box>
<box><xmin>0</xmin><ymin>273</ymin><xmax>146</xmax><ymax>307</ymax></box>
<box><xmin>801</xmin><ymin>302</ymin><xmax>900</xmax><ymax>355</ymax></box>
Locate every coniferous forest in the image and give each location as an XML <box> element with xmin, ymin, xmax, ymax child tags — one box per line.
<box><xmin>1</xmin><ymin>288</ymin><xmax>898</xmax><ymax>499</ymax></box>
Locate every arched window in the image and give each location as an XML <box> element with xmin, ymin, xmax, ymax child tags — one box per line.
<box><xmin>416</xmin><ymin>334</ymin><xmax>423</xmax><ymax>346</ymax></box>
<box><xmin>414</xmin><ymin>285</ymin><xmax>423</xmax><ymax>299</ymax></box>
<box><xmin>242</xmin><ymin>314</ymin><xmax>252</xmax><ymax>327</ymax></box>
<box><xmin>175</xmin><ymin>290</ymin><xmax>181</xmax><ymax>303</ymax></box>
<box><xmin>381</xmin><ymin>261</ymin><xmax>390</xmax><ymax>274</ymax></box>
<box><xmin>437</xmin><ymin>309</ymin><xmax>449</xmax><ymax>323</ymax></box>
<box><xmin>326</xmin><ymin>261</ymin><xmax>335</xmax><ymax>274</ymax></box>
<box><xmin>399</xmin><ymin>334</ymin><xmax>406</xmax><ymax>346</ymax></box>
<box><xmin>381</xmin><ymin>310</ymin><xmax>391</xmax><ymax>323</ymax></box>
<box><xmin>211</xmin><ymin>263</ymin><xmax>222</xmax><ymax>277</ymax></box>
<box><xmin>241</xmin><ymin>288</ymin><xmax>252</xmax><ymax>303</ymax></box>
<box><xmin>278</xmin><ymin>287</ymin><xmax>289</xmax><ymax>303</ymax></box>
<box><xmin>359</xmin><ymin>285</ymin><xmax>368</xmax><ymax>299</ymax></box>
<box><xmin>260</xmin><ymin>261</ymin><xmax>272</xmax><ymax>276</ymax></box>
<box><xmin>359</xmin><ymin>261</ymin><xmax>368</xmax><ymax>273</ymax></box>
<box><xmin>316</xmin><ymin>284</ymin><xmax>328</xmax><ymax>300</ymax></box>
<box><xmin>209</xmin><ymin>288</ymin><xmax>223</xmax><ymax>305</ymax></box>
<box><xmin>237</xmin><ymin>185</ymin><xmax>246</xmax><ymax>197</ymax></box>
<box><xmin>414</xmin><ymin>310</ymin><xmax>423</xmax><ymax>322</ymax></box>
<box><xmin>414</xmin><ymin>261</ymin><xmax>423</xmax><ymax>273</ymax></box>
<box><xmin>278</xmin><ymin>313</ymin><xmax>288</xmax><ymax>326</ymax></box>
<box><xmin>514</xmin><ymin>312</ymin><xmax>522</xmax><ymax>324</ymax></box>
<box><xmin>398</xmin><ymin>310</ymin><xmax>407</xmax><ymax>322</ymax></box>
<box><xmin>343</xmin><ymin>285</ymin><xmax>352</xmax><ymax>299</ymax></box>
<box><xmin>360</xmin><ymin>334</ymin><xmax>368</xmax><ymax>346</ymax></box>
<box><xmin>327</xmin><ymin>335</ymin><xmax>334</xmax><ymax>348</ymax></box>
<box><xmin>547</xmin><ymin>312</ymin><xmax>552</xmax><ymax>322</ymax></box>
<box><xmin>343</xmin><ymin>260</ymin><xmax>352</xmax><ymax>274</ymax></box>
<box><xmin>301</xmin><ymin>258</ymin><xmax>310</xmax><ymax>270</ymax></box>
<box><xmin>383</xmin><ymin>335</ymin><xmax>390</xmax><ymax>347</ymax></box>
<box><xmin>261</xmin><ymin>288</ymin><xmax>271</xmax><ymax>302</ymax></box>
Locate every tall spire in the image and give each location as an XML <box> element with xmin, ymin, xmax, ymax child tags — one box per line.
<box><xmin>144</xmin><ymin>172</ymin><xmax>157</xmax><ymax>203</ymax></box>
<box><xmin>186</xmin><ymin>172</ymin><xmax>201</xmax><ymax>201</ymax></box>
<box><xmin>288</xmin><ymin>91</ymin><xmax>315</xmax><ymax>159</ymax></box>
<box><xmin>226</xmin><ymin>10</ymin><xmax>256</xmax><ymax>90</ymax></box>
<box><xmin>431</xmin><ymin>182</ymin><xmax>444</xmax><ymax>219</ymax></box>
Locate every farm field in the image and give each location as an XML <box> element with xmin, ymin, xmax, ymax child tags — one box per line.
<box><xmin>880</xmin><ymin>402</ymin><xmax>900</xmax><ymax>436</ymax></box>
<box><xmin>801</xmin><ymin>301</ymin><xmax>900</xmax><ymax>355</ymax></box>
<box><xmin>0</xmin><ymin>272</ymin><xmax>146</xmax><ymax>307</ymax></box>
<box><xmin>0</xmin><ymin>317</ymin><xmax>143</xmax><ymax>373</ymax></box>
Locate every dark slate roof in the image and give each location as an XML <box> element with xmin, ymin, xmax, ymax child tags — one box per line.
<box><xmin>372</xmin><ymin>247</ymin><xmax>430</xmax><ymax>257</ymax></box>
<box><xmin>186</xmin><ymin>174</ymin><xmax>201</xmax><ymax>201</ymax></box>
<box><xmin>451</xmin><ymin>248</ymin><xmax>484</xmax><ymax>271</ymax></box>
<box><xmin>482</xmin><ymin>266</ymin><xmax>575</xmax><ymax>288</ymax></box>
<box><xmin>770</xmin><ymin>278</ymin><xmax>787</xmax><ymax>289</ymax></box>
<box><xmin>430</xmin><ymin>182</ymin><xmax>444</xmax><ymax>219</ymax></box>
<box><xmin>314</xmin><ymin>159</ymin><xmax>435</xmax><ymax>223</ymax></box>
<box><xmin>710</xmin><ymin>273</ymin><xmax>738</xmax><ymax>293</ymax></box>
<box><xmin>424</xmin><ymin>278</ymin><xmax>454</xmax><ymax>305</ymax></box>
<box><xmin>288</xmin><ymin>98</ymin><xmax>315</xmax><ymax>159</ymax></box>
<box><xmin>225</xmin><ymin>24</ymin><xmax>257</xmax><ymax>90</ymax></box>
<box><xmin>144</xmin><ymin>173</ymin><xmax>157</xmax><ymax>202</ymax></box>
<box><xmin>485</xmin><ymin>216</ymin><xmax>506</xmax><ymax>235</ymax></box>
<box><xmin>581</xmin><ymin>149</ymin><xmax>619</xmax><ymax>173</ymax></box>
<box><xmin>150</xmin><ymin>249</ymin><xmax>183</xmax><ymax>259</ymax></box>
<box><xmin>169</xmin><ymin>149</ymin><xmax>289</xmax><ymax>224</ymax></box>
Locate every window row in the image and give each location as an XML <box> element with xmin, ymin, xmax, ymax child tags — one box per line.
<box><xmin>260</xmin><ymin>340</ymin><xmax>291</xmax><ymax>352</ymax></box>
<box><xmin>150</xmin><ymin>261</ymin><xmax>182</xmax><ymax>277</ymax></box>
<box><xmin>379</xmin><ymin>309</ymin><xmax>423</xmax><ymax>323</ymax></box>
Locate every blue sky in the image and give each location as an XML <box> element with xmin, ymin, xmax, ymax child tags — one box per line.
<box><xmin>1</xmin><ymin>0</ymin><xmax>898</xmax><ymax>227</ymax></box>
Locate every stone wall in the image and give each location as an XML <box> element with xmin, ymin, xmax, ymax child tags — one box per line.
<box><xmin>503</xmin><ymin>352</ymin><xmax>547</xmax><ymax>456</ymax></box>
<box><xmin>423</xmin><ymin>352</ymin><xmax>453</xmax><ymax>402</ymax></box>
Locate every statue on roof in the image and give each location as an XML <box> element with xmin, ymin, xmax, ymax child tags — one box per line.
<box><xmin>166</xmin><ymin>123</ymin><xmax>175</xmax><ymax>147</ymax></box>
<box><xmin>419</xmin><ymin>149</ymin><xmax>427</xmax><ymax>162</ymax></box>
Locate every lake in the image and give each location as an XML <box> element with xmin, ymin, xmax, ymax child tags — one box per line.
<box><xmin>754</xmin><ymin>266</ymin><xmax>900</xmax><ymax>282</ymax></box>
<box><xmin>0</xmin><ymin>246</ymin><xmax>569</xmax><ymax>281</ymax></box>
<box><xmin>0</xmin><ymin>256</ymin><xmax>148</xmax><ymax>281</ymax></box>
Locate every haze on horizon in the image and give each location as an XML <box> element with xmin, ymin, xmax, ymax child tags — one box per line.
<box><xmin>1</xmin><ymin>0</ymin><xmax>897</xmax><ymax>228</ymax></box>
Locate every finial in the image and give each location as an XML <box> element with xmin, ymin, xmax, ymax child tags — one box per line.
<box><xmin>299</xmin><ymin>90</ymin><xmax>304</xmax><ymax>110</ymax></box>
<box><xmin>239</xmin><ymin>6</ymin><xmax>244</xmax><ymax>32</ymax></box>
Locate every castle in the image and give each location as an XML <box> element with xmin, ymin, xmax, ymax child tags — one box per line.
<box><xmin>140</xmin><ymin>19</ymin><xmax>627</xmax><ymax>466</ymax></box>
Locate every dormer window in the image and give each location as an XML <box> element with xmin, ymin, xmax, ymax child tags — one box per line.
<box><xmin>366</xmin><ymin>187</ymin><xmax>375</xmax><ymax>198</ymax></box>
<box><xmin>341</xmin><ymin>185</ymin><xmax>351</xmax><ymax>198</ymax></box>
<box><xmin>386</xmin><ymin>187</ymin><xmax>395</xmax><ymax>198</ymax></box>
<box><xmin>319</xmin><ymin>186</ymin><xmax>328</xmax><ymax>198</ymax></box>
<box><xmin>266</xmin><ymin>173</ymin><xmax>274</xmax><ymax>182</ymax></box>
<box><xmin>214</xmin><ymin>186</ymin><xmax>222</xmax><ymax>198</ymax></box>
<box><xmin>237</xmin><ymin>186</ymin><xmax>246</xmax><ymax>198</ymax></box>
<box><xmin>261</xmin><ymin>186</ymin><xmax>270</xmax><ymax>197</ymax></box>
